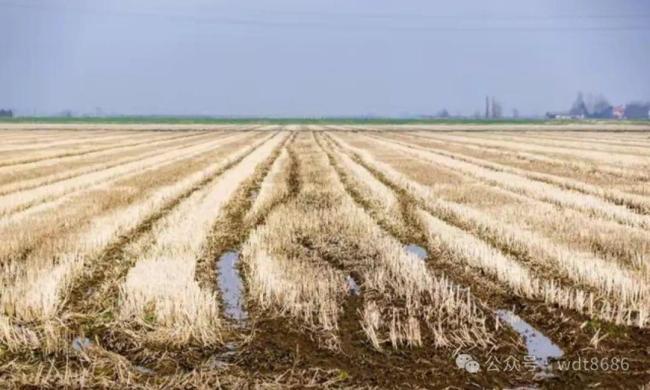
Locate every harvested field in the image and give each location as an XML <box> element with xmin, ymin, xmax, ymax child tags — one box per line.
<box><xmin>1</xmin><ymin>124</ymin><xmax>649</xmax><ymax>389</ymax></box>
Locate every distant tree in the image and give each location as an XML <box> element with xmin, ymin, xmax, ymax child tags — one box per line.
<box><xmin>437</xmin><ymin>108</ymin><xmax>450</xmax><ymax>118</ymax></box>
<box><xmin>0</xmin><ymin>109</ymin><xmax>13</xmax><ymax>118</ymax></box>
<box><xmin>512</xmin><ymin>108</ymin><xmax>519</xmax><ymax>119</ymax></box>
<box><xmin>490</xmin><ymin>97</ymin><xmax>503</xmax><ymax>119</ymax></box>
<box><xmin>569</xmin><ymin>92</ymin><xmax>588</xmax><ymax>117</ymax></box>
<box><xmin>586</xmin><ymin>94</ymin><xmax>613</xmax><ymax>118</ymax></box>
<box><xmin>625</xmin><ymin>102</ymin><xmax>650</xmax><ymax>119</ymax></box>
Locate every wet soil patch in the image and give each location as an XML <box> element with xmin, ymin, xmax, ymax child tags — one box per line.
<box><xmin>239</xmin><ymin>308</ymin><xmax>532</xmax><ymax>389</ymax></box>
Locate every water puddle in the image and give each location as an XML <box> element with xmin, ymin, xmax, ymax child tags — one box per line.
<box><xmin>217</xmin><ymin>251</ymin><xmax>248</xmax><ymax>321</ymax></box>
<box><xmin>134</xmin><ymin>365</ymin><xmax>155</xmax><ymax>375</ymax></box>
<box><xmin>404</xmin><ymin>244</ymin><xmax>428</xmax><ymax>261</ymax></box>
<box><xmin>497</xmin><ymin>310</ymin><xmax>564</xmax><ymax>368</ymax></box>
<box><xmin>71</xmin><ymin>337</ymin><xmax>92</xmax><ymax>352</ymax></box>
<box><xmin>346</xmin><ymin>275</ymin><xmax>361</xmax><ymax>296</ymax></box>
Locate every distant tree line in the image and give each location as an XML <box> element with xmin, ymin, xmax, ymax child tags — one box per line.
<box><xmin>0</xmin><ymin>109</ymin><xmax>13</xmax><ymax>118</ymax></box>
<box><xmin>625</xmin><ymin>102</ymin><xmax>650</xmax><ymax>119</ymax></box>
<box><xmin>547</xmin><ymin>92</ymin><xmax>650</xmax><ymax>120</ymax></box>
<box><xmin>569</xmin><ymin>92</ymin><xmax>613</xmax><ymax>118</ymax></box>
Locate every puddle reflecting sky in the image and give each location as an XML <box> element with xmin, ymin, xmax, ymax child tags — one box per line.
<box><xmin>497</xmin><ymin>309</ymin><xmax>563</xmax><ymax>368</ymax></box>
<box><xmin>346</xmin><ymin>274</ymin><xmax>361</xmax><ymax>295</ymax></box>
<box><xmin>405</xmin><ymin>244</ymin><xmax>428</xmax><ymax>260</ymax></box>
<box><xmin>217</xmin><ymin>251</ymin><xmax>248</xmax><ymax>321</ymax></box>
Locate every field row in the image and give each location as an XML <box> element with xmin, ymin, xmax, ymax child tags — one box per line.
<box><xmin>0</xmin><ymin>127</ymin><xmax>649</xmax><ymax>388</ymax></box>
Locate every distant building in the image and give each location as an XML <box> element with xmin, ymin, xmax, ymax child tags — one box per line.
<box><xmin>613</xmin><ymin>105</ymin><xmax>625</xmax><ymax>120</ymax></box>
<box><xmin>545</xmin><ymin>111</ymin><xmax>584</xmax><ymax>120</ymax></box>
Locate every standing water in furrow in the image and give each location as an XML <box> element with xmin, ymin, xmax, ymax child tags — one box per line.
<box><xmin>404</xmin><ymin>244</ymin><xmax>428</xmax><ymax>261</ymax></box>
<box><xmin>497</xmin><ymin>309</ymin><xmax>564</xmax><ymax>369</ymax></box>
<box><xmin>217</xmin><ymin>250</ymin><xmax>248</xmax><ymax>321</ymax></box>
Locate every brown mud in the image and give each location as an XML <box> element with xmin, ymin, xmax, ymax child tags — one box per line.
<box><xmin>2</xmin><ymin>130</ymin><xmax>649</xmax><ymax>389</ymax></box>
<box><xmin>327</xmin><ymin>131</ymin><xmax>650</xmax><ymax>388</ymax></box>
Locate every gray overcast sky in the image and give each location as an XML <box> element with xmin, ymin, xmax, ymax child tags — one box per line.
<box><xmin>1</xmin><ymin>0</ymin><xmax>649</xmax><ymax>117</ymax></box>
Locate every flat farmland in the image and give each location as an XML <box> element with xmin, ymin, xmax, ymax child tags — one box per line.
<box><xmin>1</xmin><ymin>124</ymin><xmax>649</xmax><ymax>388</ymax></box>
